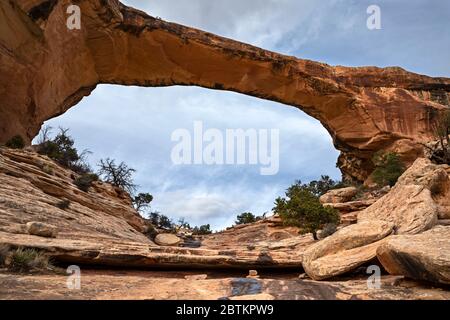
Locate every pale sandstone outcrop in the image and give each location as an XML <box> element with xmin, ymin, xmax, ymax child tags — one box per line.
<box><xmin>377</xmin><ymin>226</ymin><xmax>450</xmax><ymax>285</ymax></box>
<box><xmin>1</xmin><ymin>0</ymin><xmax>449</xmax><ymax>181</ymax></box>
<box><xmin>0</xmin><ymin>148</ymin><xmax>311</xmax><ymax>268</ymax></box>
<box><xmin>303</xmin><ymin>158</ymin><xmax>450</xmax><ymax>281</ymax></box>
<box><xmin>26</xmin><ymin>221</ymin><xmax>57</xmax><ymax>238</ymax></box>
<box><xmin>319</xmin><ymin>187</ymin><xmax>357</xmax><ymax>204</ymax></box>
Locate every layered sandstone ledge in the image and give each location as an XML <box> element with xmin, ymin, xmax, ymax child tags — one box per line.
<box><xmin>0</xmin><ymin>147</ymin><xmax>449</xmax><ymax>288</ymax></box>
<box><xmin>0</xmin><ymin>148</ymin><xmax>311</xmax><ymax>269</ymax></box>
<box><xmin>1</xmin><ymin>0</ymin><xmax>449</xmax><ymax>180</ymax></box>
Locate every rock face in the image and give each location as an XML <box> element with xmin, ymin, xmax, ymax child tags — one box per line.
<box><xmin>0</xmin><ymin>148</ymin><xmax>312</xmax><ymax>268</ymax></box>
<box><xmin>358</xmin><ymin>158</ymin><xmax>448</xmax><ymax>234</ymax></box>
<box><xmin>377</xmin><ymin>226</ymin><xmax>450</xmax><ymax>285</ymax></box>
<box><xmin>303</xmin><ymin>158</ymin><xmax>450</xmax><ymax>281</ymax></box>
<box><xmin>1</xmin><ymin>0</ymin><xmax>449</xmax><ymax>181</ymax></box>
<box><xmin>1</xmin><ymin>271</ymin><xmax>449</xmax><ymax>300</ymax></box>
<box><xmin>26</xmin><ymin>221</ymin><xmax>57</xmax><ymax>238</ymax></box>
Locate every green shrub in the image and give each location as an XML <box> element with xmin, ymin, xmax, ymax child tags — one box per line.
<box><xmin>235</xmin><ymin>212</ymin><xmax>261</xmax><ymax>225</ymax></box>
<box><xmin>149</xmin><ymin>212</ymin><xmax>174</xmax><ymax>230</ymax></box>
<box><xmin>74</xmin><ymin>173</ymin><xmax>99</xmax><ymax>192</ymax></box>
<box><xmin>56</xmin><ymin>199</ymin><xmax>70</xmax><ymax>210</ymax></box>
<box><xmin>371</xmin><ymin>152</ymin><xmax>405</xmax><ymax>187</ymax></box>
<box><xmin>41</xmin><ymin>164</ymin><xmax>54</xmax><ymax>175</ymax></box>
<box><xmin>273</xmin><ymin>182</ymin><xmax>340</xmax><ymax>240</ymax></box>
<box><xmin>8</xmin><ymin>248</ymin><xmax>52</xmax><ymax>273</ymax></box>
<box><xmin>97</xmin><ymin>158</ymin><xmax>136</xmax><ymax>194</ymax></box>
<box><xmin>5</xmin><ymin>135</ymin><xmax>25</xmax><ymax>149</ymax></box>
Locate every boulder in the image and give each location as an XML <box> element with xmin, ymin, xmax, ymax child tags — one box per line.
<box><xmin>154</xmin><ymin>234</ymin><xmax>182</xmax><ymax>246</ymax></box>
<box><xmin>377</xmin><ymin>226</ymin><xmax>450</xmax><ymax>285</ymax></box>
<box><xmin>26</xmin><ymin>222</ymin><xmax>58</xmax><ymax>238</ymax></box>
<box><xmin>319</xmin><ymin>187</ymin><xmax>358</xmax><ymax>204</ymax></box>
<box><xmin>302</xmin><ymin>220</ymin><xmax>394</xmax><ymax>280</ymax></box>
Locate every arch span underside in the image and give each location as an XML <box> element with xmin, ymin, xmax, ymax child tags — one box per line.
<box><xmin>1</xmin><ymin>0</ymin><xmax>449</xmax><ymax>181</ymax></box>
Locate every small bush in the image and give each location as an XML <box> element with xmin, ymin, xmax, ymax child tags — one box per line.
<box><xmin>235</xmin><ymin>212</ymin><xmax>260</xmax><ymax>225</ymax></box>
<box><xmin>192</xmin><ymin>224</ymin><xmax>212</xmax><ymax>235</ymax></box>
<box><xmin>133</xmin><ymin>193</ymin><xmax>153</xmax><ymax>213</ymax></box>
<box><xmin>144</xmin><ymin>222</ymin><xmax>158</xmax><ymax>240</ymax></box>
<box><xmin>8</xmin><ymin>248</ymin><xmax>52</xmax><ymax>273</ymax></box>
<box><xmin>148</xmin><ymin>212</ymin><xmax>174</xmax><ymax>230</ymax></box>
<box><xmin>74</xmin><ymin>173</ymin><xmax>99</xmax><ymax>192</ymax></box>
<box><xmin>273</xmin><ymin>182</ymin><xmax>340</xmax><ymax>240</ymax></box>
<box><xmin>5</xmin><ymin>135</ymin><xmax>25</xmax><ymax>149</ymax></box>
<box><xmin>56</xmin><ymin>199</ymin><xmax>70</xmax><ymax>210</ymax></box>
<box><xmin>41</xmin><ymin>164</ymin><xmax>54</xmax><ymax>175</ymax></box>
<box><xmin>371</xmin><ymin>152</ymin><xmax>405</xmax><ymax>187</ymax></box>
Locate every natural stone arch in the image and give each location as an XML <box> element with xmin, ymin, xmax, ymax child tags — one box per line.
<box><xmin>1</xmin><ymin>0</ymin><xmax>449</xmax><ymax>181</ymax></box>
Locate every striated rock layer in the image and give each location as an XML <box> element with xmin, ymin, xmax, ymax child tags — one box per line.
<box><xmin>0</xmin><ymin>0</ymin><xmax>449</xmax><ymax>180</ymax></box>
<box><xmin>0</xmin><ymin>148</ymin><xmax>311</xmax><ymax>268</ymax></box>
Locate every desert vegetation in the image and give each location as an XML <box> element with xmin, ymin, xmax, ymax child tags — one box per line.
<box><xmin>274</xmin><ymin>176</ymin><xmax>342</xmax><ymax>240</ymax></box>
<box><xmin>0</xmin><ymin>245</ymin><xmax>55</xmax><ymax>273</ymax></box>
<box><xmin>5</xmin><ymin>135</ymin><xmax>25</xmax><ymax>149</ymax></box>
<box><xmin>36</xmin><ymin>127</ymin><xmax>92</xmax><ymax>174</ymax></box>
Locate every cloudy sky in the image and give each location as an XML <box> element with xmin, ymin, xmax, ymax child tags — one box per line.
<box><xmin>40</xmin><ymin>0</ymin><xmax>450</xmax><ymax>230</ymax></box>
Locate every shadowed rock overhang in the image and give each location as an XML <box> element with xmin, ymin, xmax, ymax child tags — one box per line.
<box><xmin>0</xmin><ymin>0</ymin><xmax>449</xmax><ymax>181</ymax></box>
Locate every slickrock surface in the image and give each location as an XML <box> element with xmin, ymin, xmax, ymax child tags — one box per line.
<box><xmin>1</xmin><ymin>270</ymin><xmax>449</xmax><ymax>300</ymax></box>
<box><xmin>1</xmin><ymin>0</ymin><xmax>449</xmax><ymax>180</ymax></box>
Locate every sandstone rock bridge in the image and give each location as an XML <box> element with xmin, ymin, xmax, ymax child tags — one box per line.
<box><xmin>1</xmin><ymin>0</ymin><xmax>449</xmax><ymax>181</ymax></box>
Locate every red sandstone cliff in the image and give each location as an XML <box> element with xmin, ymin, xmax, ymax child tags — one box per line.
<box><xmin>0</xmin><ymin>0</ymin><xmax>449</xmax><ymax>180</ymax></box>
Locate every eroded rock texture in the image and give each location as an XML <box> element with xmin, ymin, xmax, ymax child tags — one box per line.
<box><xmin>1</xmin><ymin>0</ymin><xmax>449</xmax><ymax>180</ymax></box>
